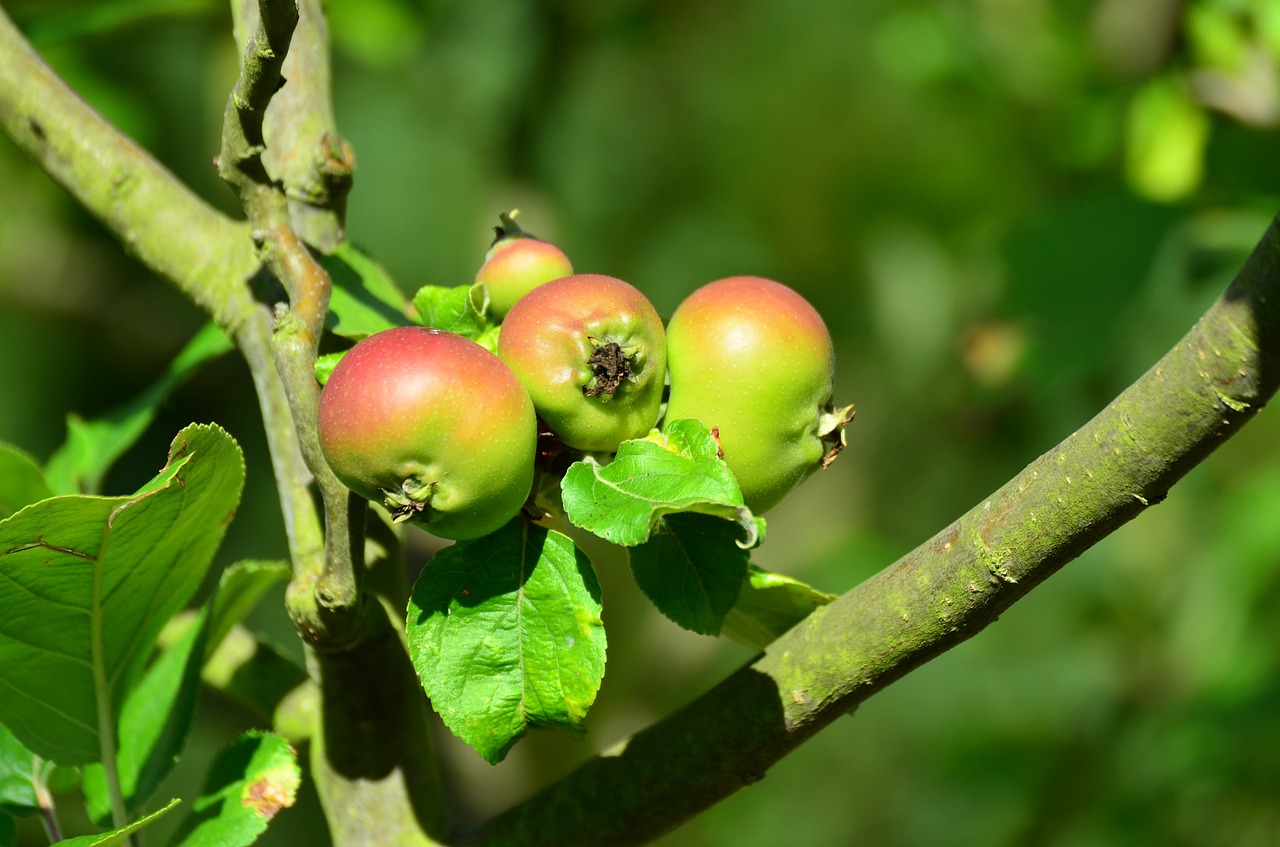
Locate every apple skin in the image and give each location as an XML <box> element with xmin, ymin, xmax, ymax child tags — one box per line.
<box><xmin>318</xmin><ymin>326</ymin><xmax>537</xmax><ymax>539</ymax></box>
<box><xmin>497</xmin><ymin>274</ymin><xmax>666</xmax><ymax>453</ymax></box>
<box><xmin>664</xmin><ymin>276</ymin><xmax>835</xmax><ymax>514</ymax></box>
<box><xmin>476</xmin><ymin>232</ymin><xmax>573</xmax><ymax>321</ymax></box>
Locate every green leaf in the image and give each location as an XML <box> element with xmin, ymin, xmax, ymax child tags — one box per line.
<box><xmin>82</xmin><ymin>602</ymin><xmax>213</xmax><ymax>823</ymax></box>
<box><xmin>722</xmin><ymin>565</ymin><xmax>838</xmax><ymax>650</ymax></box>
<box><xmin>0</xmin><ymin>724</ymin><xmax>37</xmax><ymax>817</ymax></box>
<box><xmin>0</xmin><ymin>424</ymin><xmax>245</xmax><ymax>764</ymax></box>
<box><xmin>312</xmin><ymin>351</ymin><xmax>347</xmax><ymax>386</ymax></box>
<box><xmin>53</xmin><ymin>798</ymin><xmax>180</xmax><ymax>846</ymax></box>
<box><xmin>407</xmin><ymin>520</ymin><xmax>607</xmax><ymax>764</ymax></box>
<box><xmin>561</xmin><ymin>419</ymin><xmax>763</xmax><ymax>548</ymax></box>
<box><xmin>320</xmin><ymin>241</ymin><xmax>409</xmax><ymax>340</ymax></box>
<box><xmin>44</xmin><ymin>322</ymin><xmax>234</xmax><ymax>495</ymax></box>
<box><xmin>207</xmin><ymin>561</ymin><xmax>290</xmax><ymax>655</ymax></box>
<box><xmin>22</xmin><ymin>0</ymin><xmax>216</xmax><ymax>47</ymax></box>
<box><xmin>629</xmin><ymin>513</ymin><xmax>750</xmax><ymax>635</ymax></box>
<box><xmin>0</xmin><ymin>811</ymin><xmax>12</xmax><ymax>847</ymax></box>
<box><xmin>0</xmin><ymin>443</ymin><xmax>53</xmax><ymax>520</ymax></box>
<box><xmin>411</xmin><ymin>283</ymin><xmax>492</xmax><ymax>340</ymax></box>
<box><xmin>168</xmin><ymin>732</ymin><xmax>299</xmax><ymax>847</ymax></box>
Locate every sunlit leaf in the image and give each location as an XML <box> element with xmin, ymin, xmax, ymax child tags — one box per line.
<box><xmin>167</xmin><ymin>732</ymin><xmax>299</xmax><ymax>847</ymax></box>
<box><xmin>52</xmin><ymin>798</ymin><xmax>179</xmax><ymax>846</ymax></box>
<box><xmin>0</xmin><ymin>724</ymin><xmax>37</xmax><ymax>817</ymax></box>
<box><xmin>0</xmin><ymin>443</ymin><xmax>52</xmax><ymax>520</ymax></box>
<box><xmin>407</xmin><ymin>520</ymin><xmax>606</xmax><ymax>764</ymax></box>
<box><xmin>411</xmin><ymin>283</ymin><xmax>492</xmax><ymax>340</ymax></box>
<box><xmin>561</xmin><ymin>419</ymin><xmax>762</xmax><ymax>548</ymax></box>
<box><xmin>0</xmin><ymin>425</ymin><xmax>244</xmax><ymax>764</ymax></box>
<box><xmin>1125</xmin><ymin>76</ymin><xmax>1209</xmax><ymax>203</ymax></box>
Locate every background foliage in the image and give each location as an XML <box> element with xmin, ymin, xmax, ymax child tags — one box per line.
<box><xmin>1</xmin><ymin>0</ymin><xmax>1278</xmax><ymax>844</ymax></box>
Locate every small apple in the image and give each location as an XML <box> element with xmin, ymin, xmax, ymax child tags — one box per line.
<box><xmin>475</xmin><ymin>211</ymin><xmax>573</xmax><ymax>320</ymax></box>
<box><xmin>664</xmin><ymin>276</ymin><xmax>852</xmax><ymax>513</ymax></box>
<box><xmin>318</xmin><ymin>326</ymin><xmax>537</xmax><ymax>539</ymax></box>
<box><xmin>497</xmin><ymin>274</ymin><xmax>666</xmax><ymax>452</ymax></box>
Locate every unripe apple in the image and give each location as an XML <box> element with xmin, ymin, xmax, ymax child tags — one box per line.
<box><xmin>664</xmin><ymin>276</ymin><xmax>851</xmax><ymax>514</ymax></box>
<box><xmin>475</xmin><ymin>211</ymin><xmax>573</xmax><ymax>321</ymax></box>
<box><xmin>318</xmin><ymin>326</ymin><xmax>537</xmax><ymax>539</ymax></box>
<box><xmin>497</xmin><ymin>274</ymin><xmax>667</xmax><ymax>453</ymax></box>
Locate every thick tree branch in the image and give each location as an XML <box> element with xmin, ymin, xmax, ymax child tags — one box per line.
<box><xmin>471</xmin><ymin>219</ymin><xmax>1280</xmax><ymax>846</ymax></box>
<box><xmin>0</xmin><ymin>7</ymin><xmax>259</xmax><ymax>332</ymax></box>
<box><xmin>232</xmin><ymin>0</ymin><xmax>353</xmax><ymax>251</ymax></box>
<box><xmin>0</xmin><ymin>5</ymin><xmax>325</xmax><ymax>579</ymax></box>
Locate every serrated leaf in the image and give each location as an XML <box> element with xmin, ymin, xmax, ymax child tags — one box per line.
<box><xmin>0</xmin><ymin>424</ymin><xmax>245</xmax><ymax>765</ymax></box>
<box><xmin>407</xmin><ymin>520</ymin><xmax>606</xmax><ymax>764</ymax></box>
<box><xmin>83</xmin><ymin>602</ymin><xmax>213</xmax><ymax>823</ymax></box>
<box><xmin>0</xmin><ymin>443</ymin><xmax>53</xmax><ymax>520</ymax></box>
<box><xmin>45</xmin><ymin>322</ymin><xmax>233</xmax><ymax>495</ymax></box>
<box><xmin>411</xmin><ymin>283</ymin><xmax>492</xmax><ymax>339</ymax></box>
<box><xmin>168</xmin><ymin>732</ymin><xmax>299</xmax><ymax>847</ymax></box>
<box><xmin>722</xmin><ymin>565</ymin><xmax>838</xmax><ymax>650</ymax></box>
<box><xmin>53</xmin><ymin>798</ymin><xmax>180</xmax><ymax>846</ymax></box>
<box><xmin>320</xmin><ymin>241</ymin><xmax>410</xmax><ymax>340</ymax></box>
<box><xmin>561</xmin><ymin>419</ymin><xmax>762</xmax><ymax>548</ymax></box>
<box><xmin>0</xmin><ymin>724</ymin><xmax>37</xmax><ymax>817</ymax></box>
<box><xmin>629</xmin><ymin>513</ymin><xmax>749</xmax><ymax>635</ymax></box>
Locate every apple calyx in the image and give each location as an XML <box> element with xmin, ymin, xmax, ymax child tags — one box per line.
<box><xmin>382</xmin><ymin>473</ymin><xmax>437</xmax><ymax>524</ymax></box>
<box><xmin>818</xmin><ymin>403</ymin><xmax>857</xmax><ymax>469</ymax></box>
<box><xmin>583</xmin><ymin>337</ymin><xmax>642</xmax><ymax>399</ymax></box>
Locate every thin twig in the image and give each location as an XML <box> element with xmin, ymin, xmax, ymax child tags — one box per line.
<box><xmin>218</xmin><ymin>0</ymin><xmax>365</xmax><ymax>645</ymax></box>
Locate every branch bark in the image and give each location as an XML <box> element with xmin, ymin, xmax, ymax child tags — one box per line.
<box><xmin>0</xmin><ymin>7</ymin><xmax>259</xmax><ymax>332</ymax></box>
<box><xmin>470</xmin><ymin>218</ymin><xmax>1280</xmax><ymax>846</ymax></box>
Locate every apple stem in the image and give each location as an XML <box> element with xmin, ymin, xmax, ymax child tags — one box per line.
<box><xmin>492</xmin><ymin>208</ymin><xmax>532</xmax><ymax>245</ymax></box>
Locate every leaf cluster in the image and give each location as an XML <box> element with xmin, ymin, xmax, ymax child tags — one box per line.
<box><xmin>0</xmin><ymin>404</ymin><xmax>299</xmax><ymax>845</ymax></box>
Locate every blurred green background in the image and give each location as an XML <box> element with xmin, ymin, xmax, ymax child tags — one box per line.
<box><xmin>2</xmin><ymin>0</ymin><xmax>1280</xmax><ymax>844</ymax></box>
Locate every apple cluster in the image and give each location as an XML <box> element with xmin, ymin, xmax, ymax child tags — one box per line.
<box><xmin>317</xmin><ymin>214</ymin><xmax>852</xmax><ymax>539</ymax></box>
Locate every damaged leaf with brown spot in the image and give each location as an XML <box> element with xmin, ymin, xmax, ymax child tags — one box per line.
<box><xmin>168</xmin><ymin>731</ymin><xmax>299</xmax><ymax>847</ymax></box>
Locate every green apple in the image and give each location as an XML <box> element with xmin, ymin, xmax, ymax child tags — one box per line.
<box><xmin>475</xmin><ymin>211</ymin><xmax>573</xmax><ymax>320</ymax></box>
<box><xmin>664</xmin><ymin>276</ymin><xmax>852</xmax><ymax>513</ymax></box>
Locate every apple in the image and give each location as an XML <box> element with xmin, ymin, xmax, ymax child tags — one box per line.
<box><xmin>318</xmin><ymin>326</ymin><xmax>537</xmax><ymax>539</ymax></box>
<box><xmin>663</xmin><ymin>276</ymin><xmax>852</xmax><ymax>513</ymax></box>
<box><xmin>497</xmin><ymin>274</ymin><xmax>666</xmax><ymax>452</ymax></box>
<box><xmin>475</xmin><ymin>211</ymin><xmax>573</xmax><ymax>320</ymax></box>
